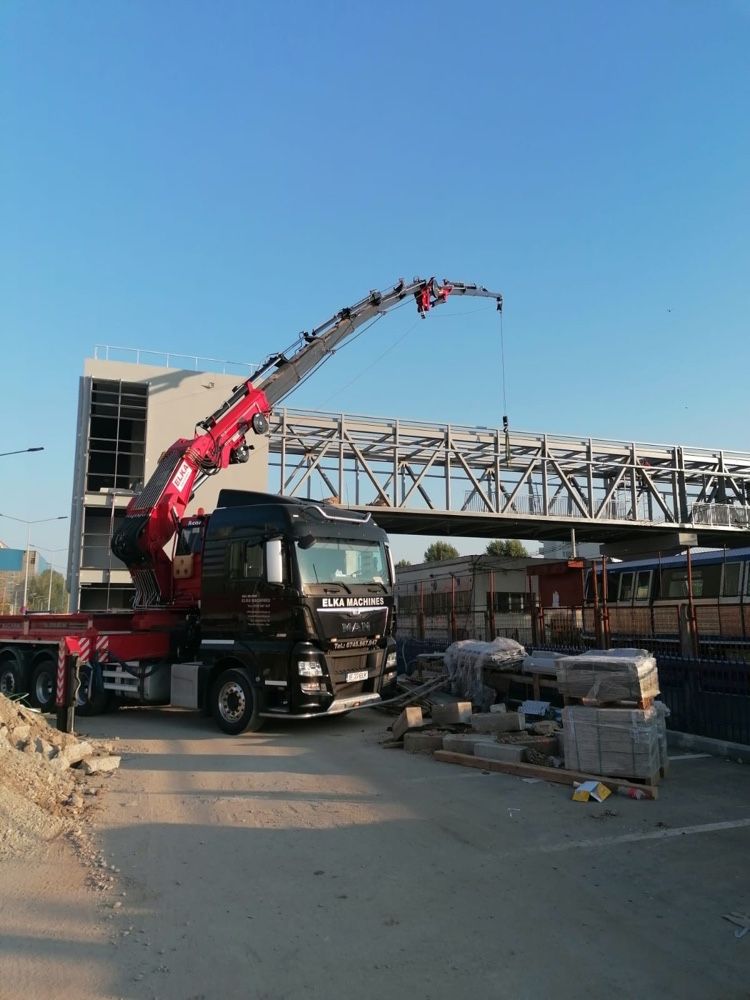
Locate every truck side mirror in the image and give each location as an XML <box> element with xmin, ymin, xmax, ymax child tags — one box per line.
<box><xmin>266</xmin><ymin>538</ymin><xmax>284</xmax><ymax>585</ymax></box>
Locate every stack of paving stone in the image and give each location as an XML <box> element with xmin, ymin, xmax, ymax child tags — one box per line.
<box><xmin>562</xmin><ymin>705</ymin><xmax>661</xmax><ymax>780</ymax></box>
<box><xmin>556</xmin><ymin>648</ymin><xmax>659</xmax><ymax>704</ymax></box>
<box><xmin>557</xmin><ymin>649</ymin><xmax>663</xmax><ymax>782</ymax></box>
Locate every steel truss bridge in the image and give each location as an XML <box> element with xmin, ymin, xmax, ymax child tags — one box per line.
<box><xmin>267</xmin><ymin>408</ymin><xmax>750</xmax><ymax>551</ymax></box>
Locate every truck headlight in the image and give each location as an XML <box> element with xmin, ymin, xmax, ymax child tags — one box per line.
<box><xmin>300</xmin><ymin>681</ymin><xmax>324</xmax><ymax>694</ymax></box>
<box><xmin>298</xmin><ymin>661</ymin><xmax>323</xmax><ymax>677</ymax></box>
<box><xmin>385</xmin><ymin>651</ymin><xmax>397</xmax><ymax>670</ymax></box>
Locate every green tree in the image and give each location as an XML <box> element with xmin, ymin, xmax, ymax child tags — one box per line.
<box><xmin>423</xmin><ymin>541</ymin><xmax>460</xmax><ymax>563</ymax></box>
<box><xmin>26</xmin><ymin>569</ymin><xmax>68</xmax><ymax>613</ymax></box>
<box><xmin>395</xmin><ymin>559</ymin><xmax>412</xmax><ymax>569</ymax></box>
<box><xmin>485</xmin><ymin>539</ymin><xmax>530</xmax><ymax>558</ymax></box>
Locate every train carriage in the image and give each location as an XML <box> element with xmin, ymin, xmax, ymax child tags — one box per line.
<box><xmin>583</xmin><ymin>547</ymin><xmax>750</xmax><ymax>651</ymax></box>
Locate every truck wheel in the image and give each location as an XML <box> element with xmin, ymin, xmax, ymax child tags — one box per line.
<box><xmin>211</xmin><ymin>668</ymin><xmax>263</xmax><ymax>735</ymax></box>
<box><xmin>0</xmin><ymin>656</ymin><xmax>21</xmax><ymax>699</ymax></box>
<box><xmin>30</xmin><ymin>658</ymin><xmax>56</xmax><ymax>713</ymax></box>
<box><xmin>75</xmin><ymin>664</ymin><xmax>110</xmax><ymax>716</ymax></box>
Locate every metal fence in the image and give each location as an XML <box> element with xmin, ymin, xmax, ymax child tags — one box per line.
<box><xmin>93</xmin><ymin>344</ymin><xmax>259</xmax><ymax>376</ymax></box>
<box><xmin>656</xmin><ymin>656</ymin><xmax>750</xmax><ymax>746</ymax></box>
<box><xmin>395</xmin><ymin>636</ymin><xmax>450</xmax><ymax>674</ymax></box>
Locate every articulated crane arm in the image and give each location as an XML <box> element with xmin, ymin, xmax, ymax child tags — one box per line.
<box><xmin>111</xmin><ymin>277</ymin><xmax>502</xmax><ymax>605</ymax></box>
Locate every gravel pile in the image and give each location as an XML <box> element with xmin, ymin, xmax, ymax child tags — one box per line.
<box><xmin>0</xmin><ymin>693</ymin><xmax>120</xmax><ymax>876</ymax></box>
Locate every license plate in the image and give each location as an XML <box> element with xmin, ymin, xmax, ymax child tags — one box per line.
<box><xmin>346</xmin><ymin>670</ymin><xmax>369</xmax><ymax>683</ymax></box>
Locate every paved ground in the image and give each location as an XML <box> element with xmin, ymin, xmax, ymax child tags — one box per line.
<box><xmin>2</xmin><ymin>707</ymin><xmax>749</xmax><ymax>1000</ymax></box>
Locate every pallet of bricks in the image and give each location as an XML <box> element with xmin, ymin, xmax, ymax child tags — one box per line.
<box><xmin>557</xmin><ymin>648</ymin><xmax>668</xmax><ymax>787</ymax></box>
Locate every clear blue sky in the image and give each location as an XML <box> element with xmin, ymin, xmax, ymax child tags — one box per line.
<box><xmin>1</xmin><ymin>1</ymin><xmax>748</xmax><ymax>565</ymax></box>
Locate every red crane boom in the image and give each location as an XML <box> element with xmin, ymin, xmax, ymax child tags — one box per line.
<box><xmin>111</xmin><ymin>277</ymin><xmax>503</xmax><ymax>605</ymax></box>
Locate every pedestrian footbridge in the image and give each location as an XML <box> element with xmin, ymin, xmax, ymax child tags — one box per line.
<box><xmin>267</xmin><ymin>409</ymin><xmax>750</xmax><ymax>552</ymax></box>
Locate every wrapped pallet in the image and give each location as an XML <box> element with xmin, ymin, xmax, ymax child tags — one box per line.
<box><xmin>556</xmin><ymin>649</ymin><xmax>659</xmax><ymax>704</ymax></box>
<box><xmin>444</xmin><ymin>637</ymin><xmax>525</xmax><ymax>708</ymax></box>
<box><xmin>563</xmin><ymin>705</ymin><xmax>660</xmax><ymax>780</ymax></box>
<box><xmin>522</xmin><ymin>651</ymin><xmax>565</xmax><ymax>678</ymax></box>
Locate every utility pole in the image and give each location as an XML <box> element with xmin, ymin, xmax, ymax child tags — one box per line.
<box><xmin>0</xmin><ymin>514</ymin><xmax>68</xmax><ymax>612</ymax></box>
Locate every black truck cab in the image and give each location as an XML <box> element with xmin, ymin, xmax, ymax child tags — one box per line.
<box><xmin>199</xmin><ymin>490</ymin><xmax>397</xmax><ymax>731</ymax></box>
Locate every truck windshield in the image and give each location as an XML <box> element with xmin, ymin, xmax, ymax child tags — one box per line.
<box><xmin>295</xmin><ymin>538</ymin><xmax>389</xmax><ymax>587</ymax></box>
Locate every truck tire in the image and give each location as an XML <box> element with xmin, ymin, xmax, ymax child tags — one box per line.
<box><xmin>75</xmin><ymin>663</ymin><xmax>110</xmax><ymax>716</ymax></box>
<box><xmin>0</xmin><ymin>654</ymin><xmax>22</xmax><ymax>699</ymax></box>
<box><xmin>30</xmin><ymin>657</ymin><xmax>57</xmax><ymax>713</ymax></box>
<box><xmin>211</xmin><ymin>668</ymin><xmax>263</xmax><ymax>735</ymax></box>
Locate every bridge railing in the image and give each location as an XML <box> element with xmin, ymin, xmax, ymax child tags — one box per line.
<box><xmin>691</xmin><ymin>502</ymin><xmax>750</xmax><ymax>527</ymax></box>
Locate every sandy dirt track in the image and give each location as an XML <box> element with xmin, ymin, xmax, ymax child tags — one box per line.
<box><xmin>1</xmin><ymin>707</ymin><xmax>749</xmax><ymax>1000</ymax></box>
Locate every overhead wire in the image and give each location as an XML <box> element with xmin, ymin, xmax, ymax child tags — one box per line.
<box><xmin>499</xmin><ymin>307</ymin><xmax>508</xmax><ymax>416</ymax></box>
<box><xmin>313</xmin><ymin>299</ymin><xmax>495</xmax><ymax>409</ymax></box>
<box><xmin>273</xmin><ymin>298</ymin><xmax>413</xmax><ymax>408</ymax></box>
<box><xmin>499</xmin><ymin>306</ymin><xmax>510</xmax><ymax>463</ymax></box>
<box><xmin>316</xmin><ymin>315</ymin><xmax>423</xmax><ymax>408</ymax></box>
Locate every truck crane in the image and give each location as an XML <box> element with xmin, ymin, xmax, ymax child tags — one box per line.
<box><xmin>0</xmin><ymin>276</ymin><xmax>502</xmax><ymax>734</ymax></box>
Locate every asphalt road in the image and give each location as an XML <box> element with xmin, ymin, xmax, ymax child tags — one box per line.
<box><xmin>5</xmin><ymin>707</ymin><xmax>750</xmax><ymax>1000</ymax></box>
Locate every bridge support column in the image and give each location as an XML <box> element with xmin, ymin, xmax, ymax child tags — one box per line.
<box><xmin>601</xmin><ymin>558</ymin><xmax>611</xmax><ymax>649</ymax></box>
<box><xmin>450</xmin><ymin>575</ymin><xmax>457</xmax><ymax>643</ymax></box>
<box><xmin>488</xmin><ymin>571</ymin><xmax>496</xmax><ymax>640</ymax></box>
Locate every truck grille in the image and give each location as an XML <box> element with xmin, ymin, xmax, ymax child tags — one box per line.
<box><xmin>328</xmin><ymin>654</ymin><xmax>366</xmax><ymax>678</ymax></box>
<box><xmin>327</xmin><ymin>652</ymin><xmax>376</xmax><ymax>697</ymax></box>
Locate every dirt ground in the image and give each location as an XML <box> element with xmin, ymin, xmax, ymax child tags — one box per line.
<box><xmin>1</xmin><ymin>707</ymin><xmax>749</xmax><ymax>1000</ymax></box>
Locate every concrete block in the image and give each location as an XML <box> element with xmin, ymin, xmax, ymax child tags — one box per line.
<box><xmin>81</xmin><ymin>755</ymin><xmax>121</xmax><ymax>775</ymax></box>
<box><xmin>404</xmin><ymin>732</ymin><xmax>445</xmax><ymax>754</ymax></box>
<box><xmin>442</xmin><ymin>733</ymin><xmax>481</xmax><ymax>754</ymax></box>
<box><xmin>391</xmin><ymin>705</ymin><xmax>423</xmax><ymax>741</ymax></box>
<box><xmin>52</xmin><ymin>741</ymin><xmax>94</xmax><ymax>770</ymax></box>
<box><xmin>473</xmin><ymin>743</ymin><xmax>527</xmax><ymax>764</ymax></box>
<box><xmin>432</xmin><ymin>702</ymin><xmax>473</xmax><ymax>726</ymax></box>
<box><xmin>441</xmin><ymin>734</ymin><xmax>498</xmax><ymax>755</ymax></box>
<box><xmin>34</xmin><ymin>737</ymin><xmax>56</xmax><ymax>759</ymax></box>
<box><xmin>471</xmin><ymin>712</ymin><xmax>525</xmax><ymax>734</ymax></box>
<box><xmin>12</xmin><ymin>723</ymin><xmax>31</xmax><ymax>746</ymax></box>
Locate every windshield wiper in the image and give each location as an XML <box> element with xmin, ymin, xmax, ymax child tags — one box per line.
<box><xmin>318</xmin><ymin>582</ymin><xmax>351</xmax><ymax>594</ymax></box>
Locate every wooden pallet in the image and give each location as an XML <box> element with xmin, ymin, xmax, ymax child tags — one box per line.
<box><xmin>562</xmin><ymin>695</ymin><xmax>655</xmax><ymax>711</ymax></box>
<box><xmin>433</xmin><ymin>750</ymin><xmax>660</xmax><ymax>799</ymax></box>
<box><xmin>486</xmin><ymin>670</ymin><xmax>561</xmax><ymax>702</ymax></box>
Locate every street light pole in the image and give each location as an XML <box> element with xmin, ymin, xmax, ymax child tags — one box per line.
<box><xmin>47</xmin><ymin>565</ymin><xmax>54</xmax><ymax>612</ymax></box>
<box><xmin>32</xmin><ymin>545</ymin><xmax>68</xmax><ymax>614</ymax></box>
<box><xmin>23</xmin><ymin>522</ymin><xmax>31</xmax><ymax>612</ymax></box>
<box><xmin>0</xmin><ymin>447</ymin><xmax>44</xmax><ymax>458</ymax></box>
<box><xmin>0</xmin><ymin>513</ymin><xmax>68</xmax><ymax>614</ymax></box>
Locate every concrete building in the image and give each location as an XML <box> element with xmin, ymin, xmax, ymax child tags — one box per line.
<box><xmin>67</xmin><ymin>352</ymin><xmax>268</xmax><ymax>611</ymax></box>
